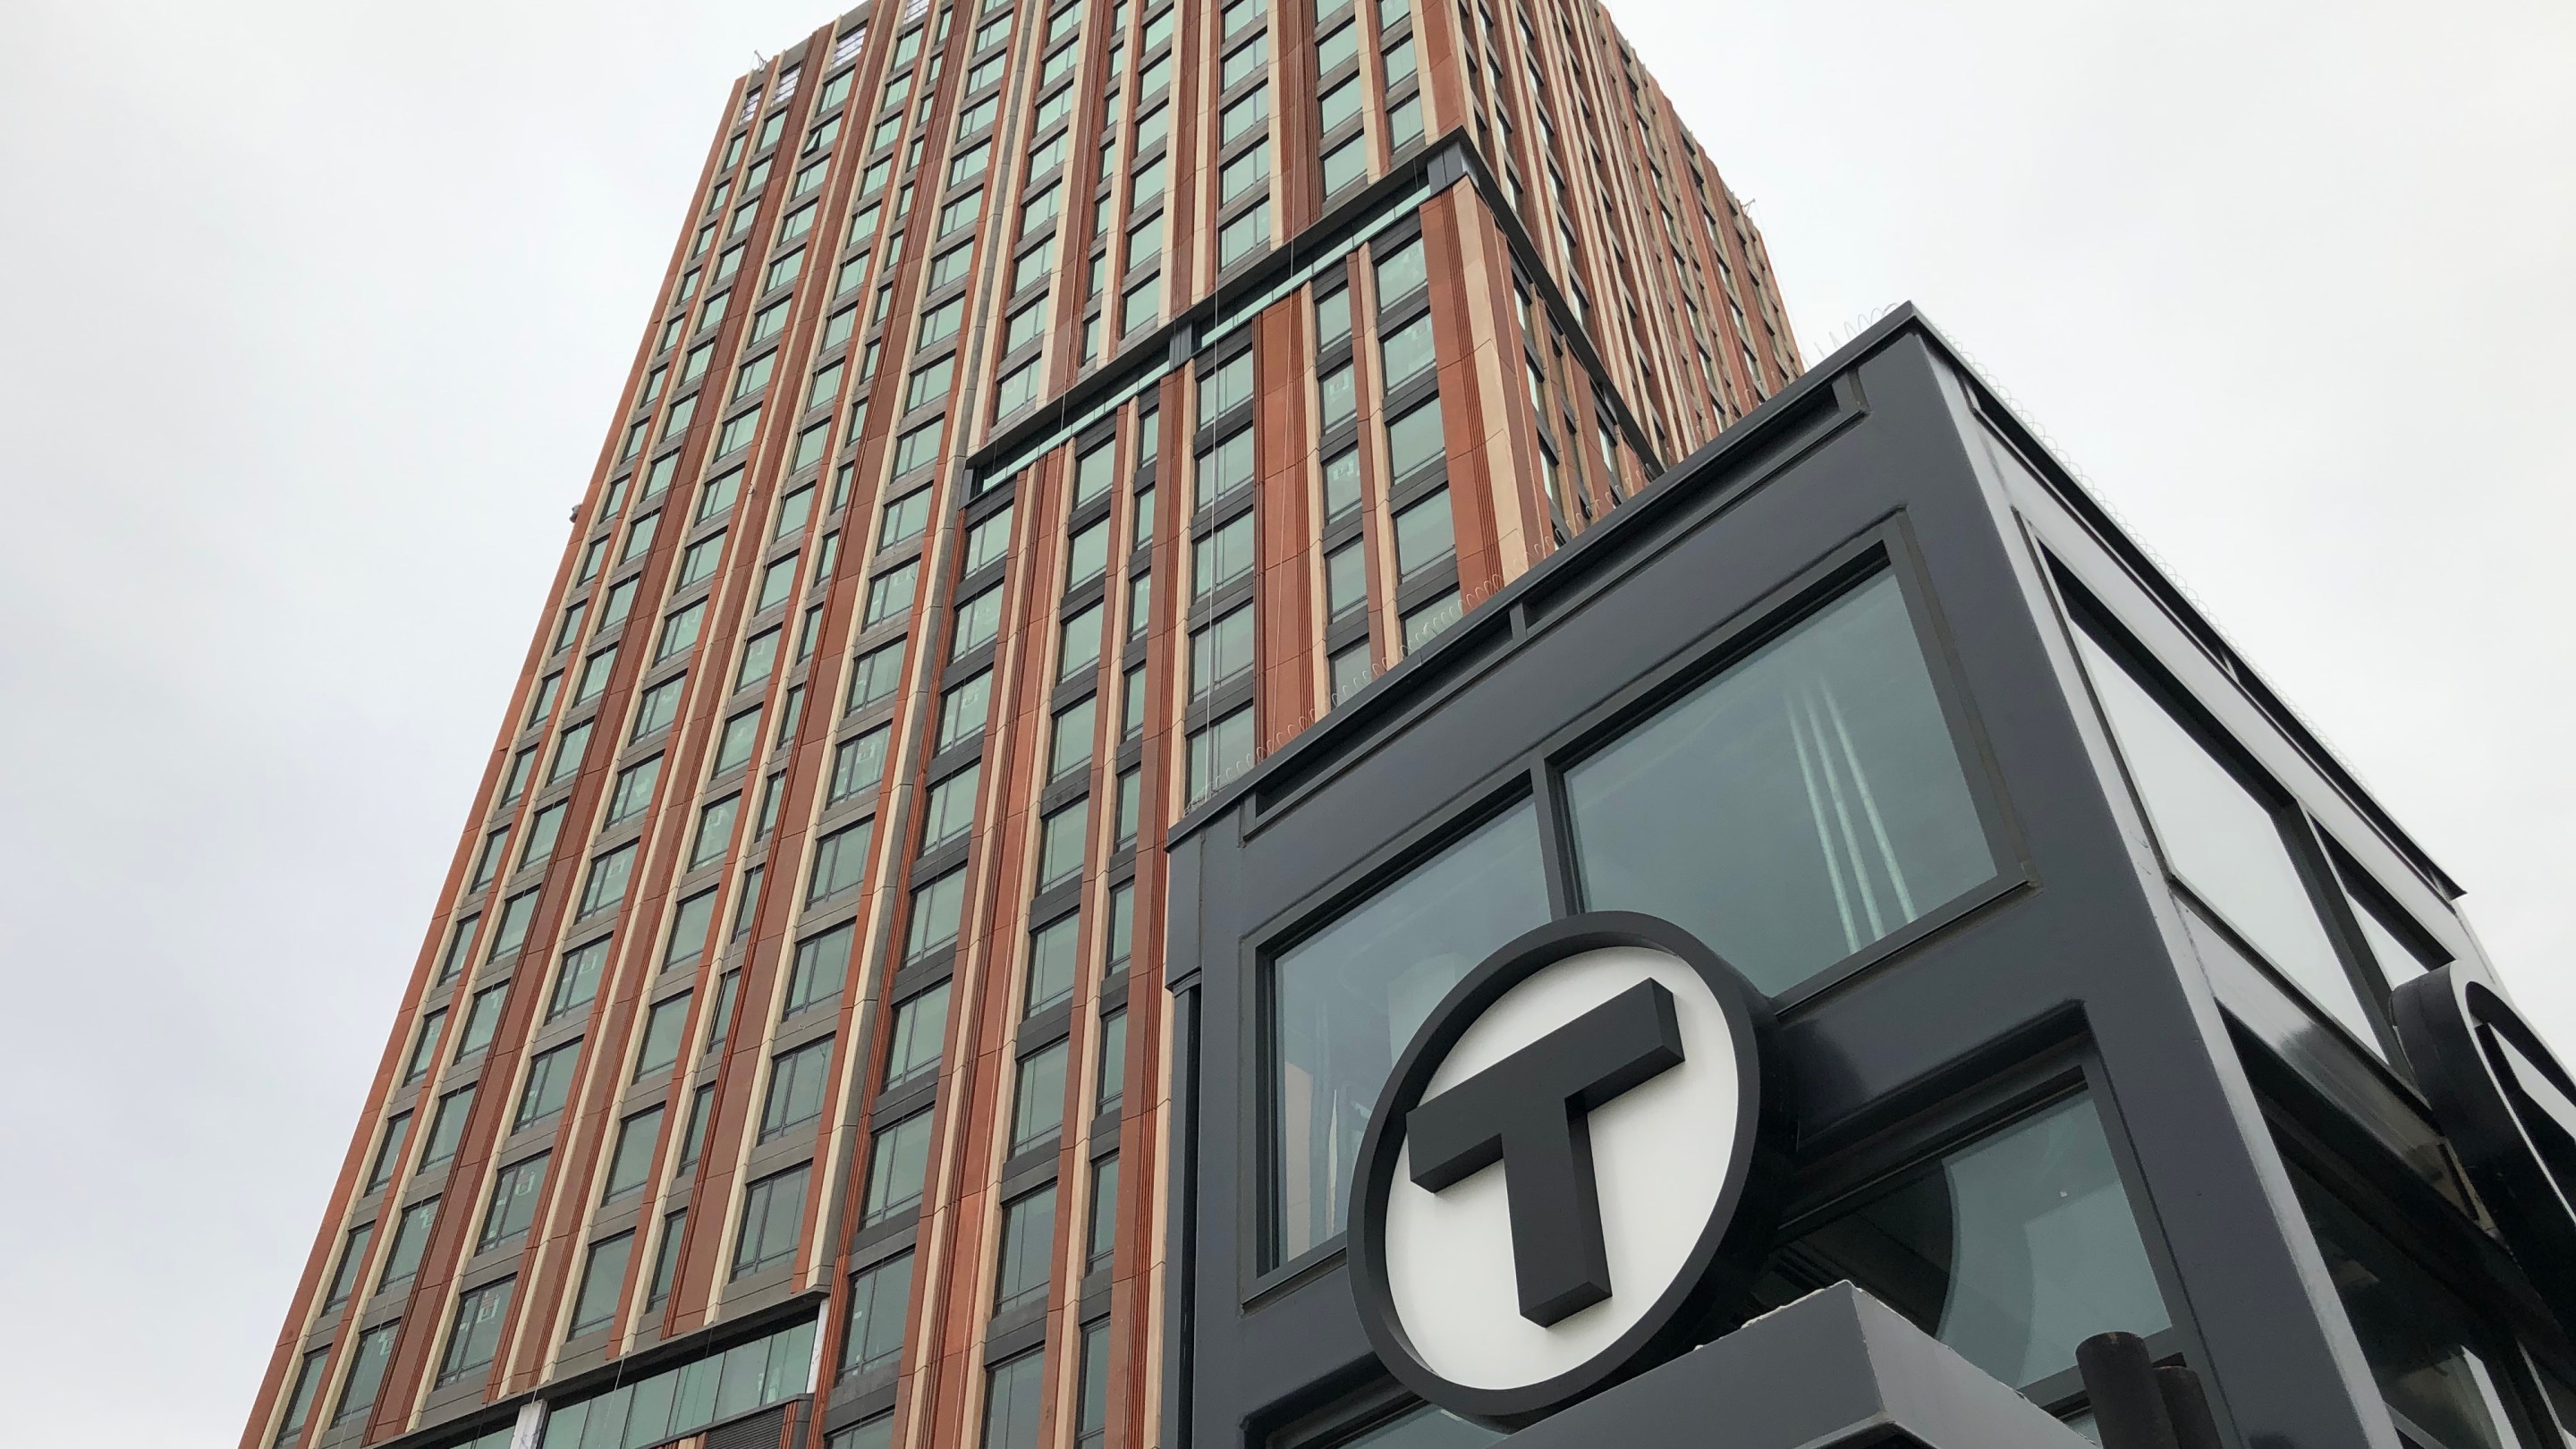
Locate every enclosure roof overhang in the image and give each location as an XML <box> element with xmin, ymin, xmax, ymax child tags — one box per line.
<box><xmin>1164</xmin><ymin>304</ymin><xmax>2465</xmax><ymax>903</ymax></box>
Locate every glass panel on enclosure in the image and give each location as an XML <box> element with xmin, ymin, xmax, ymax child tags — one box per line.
<box><xmin>1331</xmin><ymin>1403</ymin><xmax>1503</xmax><ymax>1449</ymax></box>
<box><xmin>2348</xmin><ymin>893</ymin><xmax>2434</xmax><ymax>990</ymax></box>
<box><xmin>1565</xmin><ymin>571</ymin><xmax>1996</xmax><ymax>996</ymax></box>
<box><xmin>1266</xmin><ymin>801</ymin><xmax>1549</xmax><ymax>1267</ymax></box>
<box><xmin>2073</xmin><ymin>627</ymin><xmax>2373</xmax><ymax>1045</ymax></box>
<box><xmin>1761</xmin><ymin>1091</ymin><xmax>2170</xmax><ymax>1391</ymax></box>
<box><xmin>2294</xmin><ymin>1165</ymin><xmax>2527</xmax><ymax>1449</ymax></box>
<box><xmin>2335</xmin><ymin>864</ymin><xmax>2445</xmax><ymax>994</ymax></box>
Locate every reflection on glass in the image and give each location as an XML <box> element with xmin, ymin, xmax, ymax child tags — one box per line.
<box><xmin>1333</xmin><ymin>1403</ymin><xmax>1503</xmax><ymax>1449</ymax></box>
<box><xmin>842</xmin><ymin>1251</ymin><xmax>914</xmax><ymax>1377</ymax></box>
<box><xmin>863</xmin><ymin>1111</ymin><xmax>935</xmax><ymax>1225</ymax></box>
<box><xmin>1763</xmin><ymin>1093</ymin><xmax>2170</xmax><ymax>1389</ymax></box>
<box><xmin>2296</xmin><ymin>1167</ymin><xmax>2523</xmax><ymax>1449</ymax></box>
<box><xmin>983</xmin><ymin>1349</ymin><xmax>1048</xmax><ymax>1449</ymax></box>
<box><xmin>2534</xmin><ymin>1373</ymin><xmax>2576</xmax><ymax>1446</ymax></box>
<box><xmin>2074</xmin><ymin>628</ymin><xmax>2374</xmax><ymax>1046</ymax></box>
<box><xmin>884</xmin><ymin>982</ymin><xmax>952</xmax><ymax>1090</ymax></box>
<box><xmin>829</xmin><ymin>1417</ymin><xmax>893</xmax><ymax>1449</ymax></box>
<box><xmin>993</xmin><ymin>1186</ymin><xmax>1058</xmax><ymax>1313</ymax></box>
<box><xmin>1267</xmin><ymin>802</ymin><xmax>1549</xmax><ymax>1267</ymax></box>
<box><xmin>1565</xmin><ymin>572</ymin><xmax>1995</xmax><ymax>995</ymax></box>
<box><xmin>2342</xmin><ymin>876</ymin><xmax>2441</xmax><ymax>993</ymax></box>
<box><xmin>536</xmin><ymin>1316</ymin><xmax>815</xmax><ymax>1447</ymax></box>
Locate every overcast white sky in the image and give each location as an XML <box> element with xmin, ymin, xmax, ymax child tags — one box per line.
<box><xmin>1</xmin><ymin>1</ymin><xmax>2569</xmax><ymax>1443</ymax></box>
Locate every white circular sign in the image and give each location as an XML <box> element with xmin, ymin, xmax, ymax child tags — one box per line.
<box><xmin>1349</xmin><ymin>914</ymin><xmax>1788</xmax><ymax>1428</ymax></box>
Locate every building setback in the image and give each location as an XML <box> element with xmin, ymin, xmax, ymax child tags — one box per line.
<box><xmin>240</xmin><ymin>2</ymin><xmax>1799</xmax><ymax>1448</ymax></box>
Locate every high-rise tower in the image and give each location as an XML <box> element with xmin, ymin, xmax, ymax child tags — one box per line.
<box><xmin>242</xmin><ymin>1</ymin><xmax>1797</xmax><ymax>1446</ymax></box>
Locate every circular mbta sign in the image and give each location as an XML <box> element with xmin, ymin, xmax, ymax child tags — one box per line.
<box><xmin>1346</xmin><ymin>913</ymin><xmax>1793</xmax><ymax>1428</ymax></box>
<box><xmin>2397</xmin><ymin>964</ymin><xmax>2576</xmax><ymax>1335</ymax></box>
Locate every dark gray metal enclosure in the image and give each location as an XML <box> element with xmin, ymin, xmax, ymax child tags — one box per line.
<box><xmin>1159</xmin><ymin>308</ymin><xmax>2572</xmax><ymax>1449</ymax></box>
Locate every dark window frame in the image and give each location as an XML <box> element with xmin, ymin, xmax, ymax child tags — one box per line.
<box><xmin>1755</xmin><ymin>1047</ymin><xmax>2186</xmax><ymax>1421</ymax></box>
<box><xmin>1236</xmin><ymin>530</ymin><xmax>2028</xmax><ymax>1296</ymax></box>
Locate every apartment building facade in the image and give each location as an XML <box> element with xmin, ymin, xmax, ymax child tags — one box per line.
<box><xmin>241</xmin><ymin>2</ymin><xmax>1796</xmax><ymax>1448</ymax></box>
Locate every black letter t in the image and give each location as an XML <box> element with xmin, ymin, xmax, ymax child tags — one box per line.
<box><xmin>1403</xmin><ymin>979</ymin><xmax>1686</xmax><ymax>1326</ymax></box>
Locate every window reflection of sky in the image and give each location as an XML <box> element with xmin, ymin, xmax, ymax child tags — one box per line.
<box><xmin>1769</xmin><ymin>1094</ymin><xmax>2170</xmax><ymax>1390</ymax></box>
<box><xmin>1268</xmin><ymin>802</ymin><xmax>1548</xmax><ymax>1268</ymax></box>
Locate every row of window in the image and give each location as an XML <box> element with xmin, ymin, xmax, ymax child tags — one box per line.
<box><xmin>532</xmin><ymin>1316</ymin><xmax>817</xmax><ymax>1448</ymax></box>
<box><xmin>832</xmin><ymin>366</ymin><xmax>1149</xmax><ymax>1444</ymax></box>
<box><xmin>1510</xmin><ymin>267</ymin><xmax>1632</xmax><ymax>535</ymax></box>
<box><xmin>1454</xmin><ymin>0</ymin><xmax>1782</xmax><ymax>453</ymax></box>
<box><xmin>722</xmin><ymin>24</ymin><xmax>1117</xmax><ymax>1442</ymax></box>
<box><xmin>370</xmin><ymin>247</ymin><xmax>1463</xmax><ymax>1405</ymax></box>
<box><xmin>310</xmin><ymin>983</ymin><xmax>849</xmax><ymax>1431</ymax></box>
<box><xmin>821</xmin><ymin>1309</ymin><xmax>1123</xmax><ymax>1449</ymax></box>
<box><xmin>1329</xmin><ymin>230</ymin><xmax>1458</xmax><ymax>713</ymax></box>
<box><xmin>293</xmin><ymin>9</ymin><xmax>1541</xmax><ymax>1436</ymax></box>
<box><xmin>411</xmin><ymin>195</ymin><xmax>898</xmax><ymax>1345</ymax></box>
<box><xmin>321</xmin><ymin>491</ymin><xmax>851</xmax><ymax>1424</ymax></box>
<box><xmin>834</xmin><ymin>1155</ymin><xmax>1123</xmax><ymax>1449</ymax></box>
<box><xmin>623</xmin><ymin>217</ymin><xmax>1591</xmax><ymax>968</ymax></box>
<box><xmin>279</xmin><ymin>8</ymin><xmax>1018</xmax><ymax>1442</ymax></box>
